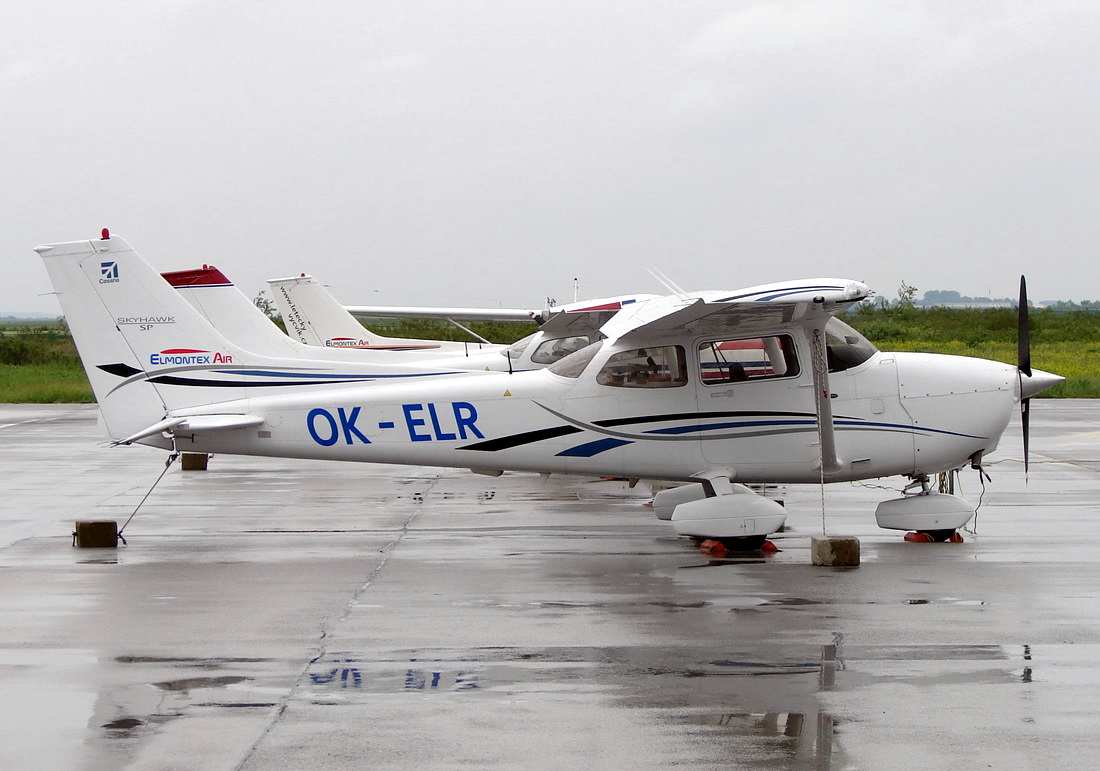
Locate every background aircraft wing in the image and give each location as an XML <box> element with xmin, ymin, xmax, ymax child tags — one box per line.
<box><xmin>345</xmin><ymin>305</ymin><xmax>539</xmax><ymax>322</ymax></box>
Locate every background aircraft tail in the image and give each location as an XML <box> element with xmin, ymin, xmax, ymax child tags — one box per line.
<box><xmin>268</xmin><ymin>274</ymin><xmax>480</xmax><ymax>356</ymax></box>
<box><xmin>36</xmin><ymin>234</ymin><xmax>469</xmax><ymax>443</ymax></box>
<box><xmin>164</xmin><ymin>265</ymin><xmax>311</xmax><ymax>358</ymax></box>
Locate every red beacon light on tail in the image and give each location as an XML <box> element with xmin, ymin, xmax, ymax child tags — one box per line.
<box><xmin>101</xmin><ymin>228</ymin><xmax>110</xmax><ymax>240</ymax></box>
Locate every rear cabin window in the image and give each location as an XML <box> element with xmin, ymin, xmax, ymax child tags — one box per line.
<box><xmin>596</xmin><ymin>346</ymin><xmax>687</xmax><ymax>388</ymax></box>
<box><xmin>698</xmin><ymin>335</ymin><xmax>800</xmax><ymax>385</ymax></box>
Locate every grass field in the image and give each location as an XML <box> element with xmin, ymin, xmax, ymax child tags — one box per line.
<box><xmin>1</xmin><ymin>308</ymin><xmax>1096</xmax><ymax>402</ymax></box>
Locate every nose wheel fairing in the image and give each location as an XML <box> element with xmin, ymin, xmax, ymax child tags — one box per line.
<box><xmin>875</xmin><ymin>491</ymin><xmax>975</xmax><ymax>533</ymax></box>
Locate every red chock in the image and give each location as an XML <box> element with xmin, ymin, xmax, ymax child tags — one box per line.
<box><xmin>700</xmin><ymin>539</ymin><xmax>727</xmax><ymax>557</ymax></box>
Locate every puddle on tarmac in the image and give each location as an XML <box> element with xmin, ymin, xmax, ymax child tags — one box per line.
<box><xmin>116</xmin><ymin>655</ymin><xmax>268</xmax><ymax>666</ymax></box>
<box><xmin>152</xmin><ymin>675</ymin><xmax>248</xmax><ymax>692</ymax></box>
<box><xmin>94</xmin><ymin>655</ymin><xmax>280</xmax><ymax>745</ymax></box>
<box><xmin>681</xmin><ymin>711</ymin><xmax>807</xmax><ymax>737</ymax></box>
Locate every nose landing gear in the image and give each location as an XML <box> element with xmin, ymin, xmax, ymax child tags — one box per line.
<box><xmin>876</xmin><ymin>474</ymin><xmax>975</xmax><ymax>542</ymax></box>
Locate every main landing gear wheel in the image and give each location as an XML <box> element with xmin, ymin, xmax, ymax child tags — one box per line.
<box><xmin>697</xmin><ymin>535</ymin><xmax>772</xmax><ymax>554</ymax></box>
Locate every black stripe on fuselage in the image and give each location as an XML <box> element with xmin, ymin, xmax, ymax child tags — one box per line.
<box><xmin>457</xmin><ymin>425</ymin><xmax>583</xmax><ymax>452</ymax></box>
<box><xmin>97</xmin><ymin>363</ymin><xmax>143</xmax><ymax>377</ymax></box>
<box><xmin>459</xmin><ymin>410</ymin><xmax>824</xmax><ymax>452</ymax></box>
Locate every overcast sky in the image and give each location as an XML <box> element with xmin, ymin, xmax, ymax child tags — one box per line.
<box><xmin>5</xmin><ymin>1</ymin><xmax>1099</xmax><ymax>314</ymax></box>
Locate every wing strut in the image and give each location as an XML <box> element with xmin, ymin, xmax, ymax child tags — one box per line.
<box><xmin>809</xmin><ymin>322</ymin><xmax>843</xmax><ymax>476</ymax></box>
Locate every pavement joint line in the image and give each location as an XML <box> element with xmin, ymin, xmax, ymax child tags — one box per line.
<box><xmin>0</xmin><ymin>414</ymin><xmax>75</xmax><ymax>429</ymax></box>
<box><xmin>231</xmin><ymin>475</ymin><xmax>438</xmax><ymax>771</ymax></box>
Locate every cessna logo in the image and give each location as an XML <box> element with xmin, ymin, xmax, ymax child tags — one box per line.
<box><xmin>99</xmin><ymin>262</ymin><xmax>120</xmax><ymax>284</ymax></box>
<box><xmin>149</xmin><ymin>348</ymin><xmax>234</xmax><ymax>366</ymax></box>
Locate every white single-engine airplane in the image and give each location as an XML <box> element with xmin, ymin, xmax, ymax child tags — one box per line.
<box><xmin>38</xmin><ymin>232</ymin><xmax>1063</xmax><ymax>549</ymax></box>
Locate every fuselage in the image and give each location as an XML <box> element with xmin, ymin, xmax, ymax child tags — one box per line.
<box><xmin>163</xmin><ymin>325</ymin><xmax>1021</xmax><ymax>484</ymax></box>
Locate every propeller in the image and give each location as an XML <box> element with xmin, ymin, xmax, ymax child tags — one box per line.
<box><xmin>1018</xmin><ymin>276</ymin><xmax>1031</xmax><ymax>476</ymax></box>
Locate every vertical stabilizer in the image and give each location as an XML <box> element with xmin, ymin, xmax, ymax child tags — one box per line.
<box><xmin>269</xmin><ymin>274</ymin><xmax>389</xmax><ymax>347</ymax></box>
<box><xmin>268</xmin><ymin>274</ymin><xmax>474</xmax><ymax>356</ymax></box>
<box><xmin>36</xmin><ymin>236</ymin><xmax>171</xmax><ymax>443</ymax></box>
<box><xmin>35</xmin><ymin>235</ymin><xmax>472</xmax><ymax>442</ymax></box>
<box><xmin>164</xmin><ymin>266</ymin><xmax>317</xmax><ymax>358</ymax></box>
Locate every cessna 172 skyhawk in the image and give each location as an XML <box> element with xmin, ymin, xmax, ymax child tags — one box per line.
<box><xmin>37</xmin><ymin>232</ymin><xmax>1063</xmax><ymax>548</ymax></box>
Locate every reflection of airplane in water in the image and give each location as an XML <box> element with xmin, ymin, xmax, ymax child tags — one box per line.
<box><xmin>38</xmin><ymin>232</ymin><xmax>1062</xmax><ymax>550</ymax></box>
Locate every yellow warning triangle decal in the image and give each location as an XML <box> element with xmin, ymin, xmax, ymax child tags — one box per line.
<box><xmin>503</xmin><ymin>390</ymin><xmax>512</xmax><ymax>397</ymax></box>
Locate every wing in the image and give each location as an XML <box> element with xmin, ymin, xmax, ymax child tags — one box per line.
<box><xmin>344</xmin><ymin>305</ymin><xmax>540</xmax><ymax>322</ymax></box>
<box><xmin>603</xmin><ymin>279</ymin><xmax>870</xmax><ymax>342</ymax></box>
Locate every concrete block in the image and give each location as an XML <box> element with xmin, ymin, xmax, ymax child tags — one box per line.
<box><xmin>811</xmin><ymin>535</ymin><xmax>860</xmax><ymax>567</ymax></box>
<box><xmin>74</xmin><ymin>520</ymin><xmax>118</xmax><ymax>548</ymax></box>
<box><xmin>181</xmin><ymin>453</ymin><xmax>209</xmax><ymax>471</ymax></box>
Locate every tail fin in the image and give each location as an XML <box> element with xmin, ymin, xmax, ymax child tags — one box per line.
<box><xmin>268</xmin><ymin>274</ymin><xmax>473</xmax><ymax>355</ymax></box>
<box><xmin>268</xmin><ymin>274</ymin><xmax>378</xmax><ymax>347</ymax></box>
<box><xmin>36</xmin><ymin>236</ymin><xmax>171</xmax><ymax>443</ymax></box>
<box><xmin>164</xmin><ymin>265</ymin><xmax>308</xmax><ymax>358</ymax></box>
<box><xmin>36</xmin><ymin>234</ymin><xmax>470</xmax><ymax>442</ymax></box>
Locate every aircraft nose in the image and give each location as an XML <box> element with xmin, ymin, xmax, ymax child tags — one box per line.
<box><xmin>1021</xmin><ymin>368</ymin><xmax>1064</xmax><ymax>400</ymax></box>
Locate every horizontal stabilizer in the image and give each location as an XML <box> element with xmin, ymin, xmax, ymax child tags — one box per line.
<box><xmin>115</xmin><ymin>414</ymin><xmax>264</xmax><ymax>446</ymax></box>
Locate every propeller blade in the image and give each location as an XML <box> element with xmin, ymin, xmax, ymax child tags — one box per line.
<box><xmin>1022</xmin><ymin>397</ymin><xmax>1030</xmax><ymax>477</ymax></box>
<box><xmin>1018</xmin><ymin>275</ymin><xmax>1032</xmax><ymax>377</ymax></box>
<box><xmin>1019</xmin><ymin>275</ymin><xmax>1032</xmax><ymax>478</ymax></box>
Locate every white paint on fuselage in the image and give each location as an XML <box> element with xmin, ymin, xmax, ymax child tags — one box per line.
<box><xmin>163</xmin><ymin>343</ymin><xmax>1018</xmax><ymax>486</ymax></box>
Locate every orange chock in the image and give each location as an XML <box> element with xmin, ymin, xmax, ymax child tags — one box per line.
<box><xmin>760</xmin><ymin>540</ymin><xmax>779</xmax><ymax>553</ymax></box>
<box><xmin>949</xmin><ymin>532</ymin><xmax>965</xmax><ymax>543</ymax></box>
<box><xmin>904</xmin><ymin>531</ymin><xmax>934</xmax><ymax>543</ymax></box>
<box><xmin>700</xmin><ymin>539</ymin><xmax>727</xmax><ymax>556</ymax></box>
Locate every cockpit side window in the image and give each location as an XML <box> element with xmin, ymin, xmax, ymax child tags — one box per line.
<box><xmin>596</xmin><ymin>345</ymin><xmax>687</xmax><ymax>388</ymax></box>
<box><xmin>824</xmin><ymin>318</ymin><xmax>877</xmax><ymax>373</ymax></box>
<box><xmin>547</xmin><ymin>340</ymin><xmax>604</xmax><ymax>378</ymax></box>
<box><xmin>698</xmin><ymin>335</ymin><xmax>800</xmax><ymax>385</ymax></box>
<box><xmin>530</xmin><ymin>335</ymin><xmax>592</xmax><ymax>364</ymax></box>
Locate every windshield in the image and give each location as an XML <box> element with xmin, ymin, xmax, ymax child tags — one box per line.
<box><xmin>530</xmin><ymin>335</ymin><xmax>592</xmax><ymax>364</ymax></box>
<box><xmin>825</xmin><ymin>317</ymin><xmax>877</xmax><ymax>372</ymax></box>
<box><xmin>501</xmin><ymin>333</ymin><xmax>535</xmax><ymax>359</ymax></box>
<box><xmin>547</xmin><ymin>341</ymin><xmax>604</xmax><ymax>378</ymax></box>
